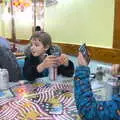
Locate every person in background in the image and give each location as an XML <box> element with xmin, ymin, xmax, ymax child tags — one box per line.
<box><xmin>0</xmin><ymin>36</ymin><xmax>22</xmax><ymax>82</ymax></box>
<box><xmin>24</xmin><ymin>26</ymin><xmax>42</xmax><ymax>56</ymax></box>
<box><xmin>35</xmin><ymin>26</ymin><xmax>42</xmax><ymax>34</ymax></box>
<box><xmin>23</xmin><ymin>32</ymin><xmax>74</xmax><ymax>82</ymax></box>
<box><xmin>74</xmin><ymin>52</ymin><xmax>120</xmax><ymax>120</ymax></box>
<box><xmin>0</xmin><ymin>36</ymin><xmax>10</xmax><ymax>49</ymax></box>
<box><xmin>0</xmin><ymin>46</ymin><xmax>22</xmax><ymax>82</ymax></box>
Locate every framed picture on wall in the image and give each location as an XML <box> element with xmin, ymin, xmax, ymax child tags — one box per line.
<box><xmin>45</xmin><ymin>0</ymin><xmax>58</xmax><ymax>7</ymax></box>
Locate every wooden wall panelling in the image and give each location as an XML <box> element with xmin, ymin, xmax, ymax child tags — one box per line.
<box><xmin>55</xmin><ymin>43</ymin><xmax>120</xmax><ymax>64</ymax></box>
<box><xmin>7</xmin><ymin>38</ymin><xmax>30</xmax><ymax>45</ymax></box>
<box><xmin>113</xmin><ymin>0</ymin><xmax>120</xmax><ymax>48</ymax></box>
<box><xmin>7</xmin><ymin>38</ymin><xmax>120</xmax><ymax>63</ymax></box>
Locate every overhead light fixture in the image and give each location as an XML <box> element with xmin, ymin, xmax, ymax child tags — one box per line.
<box><xmin>12</xmin><ymin>0</ymin><xmax>31</xmax><ymax>12</ymax></box>
<box><xmin>45</xmin><ymin>0</ymin><xmax>58</xmax><ymax>7</ymax></box>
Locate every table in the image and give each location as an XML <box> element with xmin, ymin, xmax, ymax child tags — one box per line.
<box><xmin>13</xmin><ymin>52</ymin><xmax>24</xmax><ymax>57</ymax></box>
<box><xmin>0</xmin><ymin>77</ymin><xmax>81</xmax><ymax>120</ymax></box>
<box><xmin>0</xmin><ymin>74</ymin><xmax>114</xmax><ymax>120</ymax></box>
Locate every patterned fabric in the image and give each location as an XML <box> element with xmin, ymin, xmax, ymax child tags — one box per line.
<box><xmin>74</xmin><ymin>66</ymin><xmax>120</xmax><ymax>120</ymax></box>
<box><xmin>0</xmin><ymin>82</ymin><xmax>81</xmax><ymax>120</ymax></box>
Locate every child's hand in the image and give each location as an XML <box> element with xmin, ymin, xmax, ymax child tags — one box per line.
<box><xmin>77</xmin><ymin>52</ymin><xmax>88</xmax><ymax>66</ymax></box>
<box><xmin>111</xmin><ymin>64</ymin><xmax>120</xmax><ymax>75</ymax></box>
<box><xmin>57</xmin><ymin>54</ymin><xmax>69</xmax><ymax>66</ymax></box>
<box><xmin>42</xmin><ymin>55</ymin><xmax>58</xmax><ymax>68</ymax></box>
<box><xmin>37</xmin><ymin>55</ymin><xmax>57</xmax><ymax>72</ymax></box>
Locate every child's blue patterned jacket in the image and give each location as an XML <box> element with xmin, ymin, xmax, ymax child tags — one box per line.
<box><xmin>74</xmin><ymin>66</ymin><xmax>120</xmax><ymax>120</ymax></box>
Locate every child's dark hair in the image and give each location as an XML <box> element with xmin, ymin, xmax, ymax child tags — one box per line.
<box><xmin>30</xmin><ymin>32</ymin><xmax>52</xmax><ymax>48</ymax></box>
<box><xmin>35</xmin><ymin>26</ymin><xmax>41</xmax><ymax>31</ymax></box>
